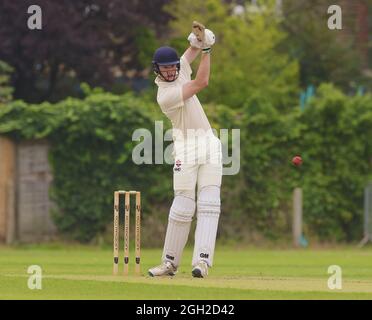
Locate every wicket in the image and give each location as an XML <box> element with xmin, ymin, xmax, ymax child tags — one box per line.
<box><xmin>113</xmin><ymin>190</ymin><xmax>141</xmax><ymax>275</ymax></box>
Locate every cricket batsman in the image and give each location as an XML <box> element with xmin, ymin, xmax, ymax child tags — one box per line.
<box><xmin>148</xmin><ymin>22</ymin><xmax>222</xmax><ymax>278</ymax></box>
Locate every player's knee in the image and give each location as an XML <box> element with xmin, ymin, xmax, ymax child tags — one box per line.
<box><xmin>197</xmin><ymin>186</ymin><xmax>220</xmax><ymax>217</ymax></box>
<box><xmin>175</xmin><ymin>189</ymin><xmax>195</xmax><ymax>201</ymax></box>
<box><xmin>169</xmin><ymin>195</ymin><xmax>196</xmax><ymax>222</ymax></box>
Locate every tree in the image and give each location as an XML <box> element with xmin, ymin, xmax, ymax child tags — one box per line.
<box><xmin>166</xmin><ymin>0</ymin><xmax>299</xmax><ymax>109</ymax></box>
<box><xmin>280</xmin><ymin>0</ymin><xmax>367</xmax><ymax>91</ymax></box>
<box><xmin>0</xmin><ymin>0</ymin><xmax>171</xmax><ymax>102</ymax></box>
<box><xmin>0</xmin><ymin>60</ymin><xmax>13</xmax><ymax>103</ymax></box>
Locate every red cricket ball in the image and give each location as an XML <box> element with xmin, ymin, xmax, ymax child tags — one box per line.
<box><xmin>292</xmin><ymin>155</ymin><xmax>302</xmax><ymax>166</ymax></box>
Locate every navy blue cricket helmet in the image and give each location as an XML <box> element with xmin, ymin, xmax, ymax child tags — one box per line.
<box><xmin>152</xmin><ymin>46</ymin><xmax>180</xmax><ymax>82</ymax></box>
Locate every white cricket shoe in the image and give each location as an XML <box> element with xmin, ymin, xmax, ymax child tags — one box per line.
<box><xmin>192</xmin><ymin>261</ymin><xmax>208</xmax><ymax>278</ymax></box>
<box><xmin>148</xmin><ymin>261</ymin><xmax>177</xmax><ymax>277</ymax></box>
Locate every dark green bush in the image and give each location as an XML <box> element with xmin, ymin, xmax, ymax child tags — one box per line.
<box><xmin>299</xmin><ymin>84</ymin><xmax>372</xmax><ymax>241</ymax></box>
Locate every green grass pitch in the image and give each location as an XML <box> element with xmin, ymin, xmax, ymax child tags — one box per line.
<box><xmin>1</xmin><ymin>244</ymin><xmax>372</xmax><ymax>299</ymax></box>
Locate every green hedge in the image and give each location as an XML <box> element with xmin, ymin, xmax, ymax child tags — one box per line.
<box><xmin>0</xmin><ymin>84</ymin><xmax>371</xmax><ymax>243</ymax></box>
<box><xmin>299</xmin><ymin>84</ymin><xmax>372</xmax><ymax>241</ymax></box>
<box><xmin>0</xmin><ymin>87</ymin><xmax>173</xmax><ymax>242</ymax></box>
<box><xmin>219</xmin><ymin>84</ymin><xmax>372</xmax><ymax>242</ymax></box>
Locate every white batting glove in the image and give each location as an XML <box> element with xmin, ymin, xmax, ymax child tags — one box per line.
<box><xmin>188</xmin><ymin>32</ymin><xmax>203</xmax><ymax>49</ymax></box>
<box><xmin>188</xmin><ymin>29</ymin><xmax>216</xmax><ymax>50</ymax></box>
<box><xmin>203</xmin><ymin>29</ymin><xmax>216</xmax><ymax>49</ymax></box>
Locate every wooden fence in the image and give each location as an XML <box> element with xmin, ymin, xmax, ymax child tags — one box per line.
<box><xmin>0</xmin><ymin>136</ymin><xmax>57</xmax><ymax>243</ymax></box>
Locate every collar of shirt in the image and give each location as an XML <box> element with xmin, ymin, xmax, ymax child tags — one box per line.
<box><xmin>155</xmin><ymin>75</ymin><xmax>180</xmax><ymax>87</ymax></box>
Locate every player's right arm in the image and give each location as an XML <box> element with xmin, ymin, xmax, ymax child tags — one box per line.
<box><xmin>182</xmin><ymin>52</ymin><xmax>210</xmax><ymax>101</ymax></box>
<box><xmin>183</xmin><ymin>46</ymin><xmax>201</xmax><ymax>65</ymax></box>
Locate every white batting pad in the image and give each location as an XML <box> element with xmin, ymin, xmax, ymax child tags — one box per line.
<box><xmin>192</xmin><ymin>186</ymin><xmax>221</xmax><ymax>267</ymax></box>
<box><xmin>162</xmin><ymin>195</ymin><xmax>196</xmax><ymax>267</ymax></box>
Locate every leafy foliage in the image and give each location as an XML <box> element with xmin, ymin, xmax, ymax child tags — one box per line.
<box><xmin>280</xmin><ymin>0</ymin><xmax>368</xmax><ymax>91</ymax></box>
<box><xmin>0</xmin><ymin>60</ymin><xmax>13</xmax><ymax>104</ymax></box>
<box><xmin>299</xmin><ymin>84</ymin><xmax>372</xmax><ymax>241</ymax></box>
<box><xmin>0</xmin><ymin>84</ymin><xmax>370</xmax><ymax>243</ymax></box>
<box><xmin>0</xmin><ymin>88</ymin><xmax>172</xmax><ymax>242</ymax></box>
<box><xmin>166</xmin><ymin>0</ymin><xmax>299</xmax><ymax>109</ymax></box>
<box><xmin>0</xmin><ymin>0</ymin><xmax>171</xmax><ymax>102</ymax></box>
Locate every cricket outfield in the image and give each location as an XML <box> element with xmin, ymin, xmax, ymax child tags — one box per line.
<box><xmin>1</xmin><ymin>245</ymin><xmax>372</xmax><ymax>300</ymax></box>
